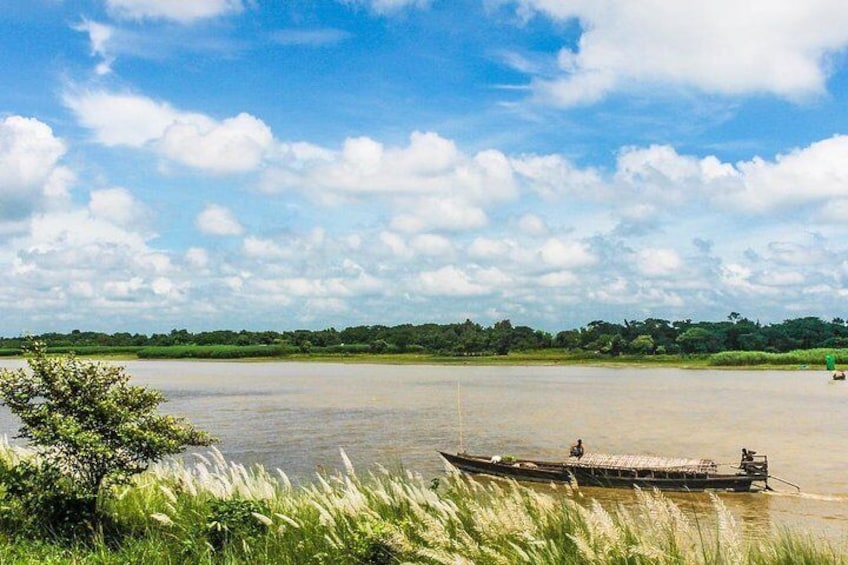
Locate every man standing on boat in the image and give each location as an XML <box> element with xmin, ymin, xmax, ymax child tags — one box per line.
<box><xmin>570</xmin><ymin>438</ymin><xmax>584</xmax><ymax>459</ymax></box>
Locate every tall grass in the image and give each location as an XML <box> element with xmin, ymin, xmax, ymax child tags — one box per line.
<box><xmin>708</xmin><ymin>348</ymin><xmax>848</xmax><ymax>367</ymax></box>
<box><xmin>0</xmin><ymin>442</ymin><xmax>843</xmax><ymax>564</ymax></box>
<box><xmin>136</xmin><ymin>344</ymin><xmax>299</xmax><ymax>359</ymax></box>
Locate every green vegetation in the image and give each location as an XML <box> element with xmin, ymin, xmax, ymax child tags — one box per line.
<box><xmin>0</xmin><ymin>344</ymin><xmax>213</xmax><ymax>535</ymax></box>
<box><xmin>3</xmin><ymin>314</ymin><xmax>848</xmax><ymax>365</ymax></box>
<box><xmin>707</xmin><ymin>348</ymin><xmax>847</xmax><ymax>367</ymax></box>
<box><xmin>0</xmin><ymin>442</ymin><xmax>843</xmax><ymax>564</ymax></box>
<box><xmin>136</xmin><ymin>344</ymin><xmax>300</xmax><ymax>359</ymax></box>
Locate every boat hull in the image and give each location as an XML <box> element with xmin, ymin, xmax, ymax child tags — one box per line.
<box><xmin>439</xmin><ymin>452</ymin><xmax>759</xmax><ymax>492</ymax></box>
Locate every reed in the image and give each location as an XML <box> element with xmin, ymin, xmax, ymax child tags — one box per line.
<box><xmin>136</xmin><ymin>344</ymin><xmax>298</xmax><ymax>359</ymax></box>
<box><xmin>0</xmin><ymin>441</ymin><xmax>843</xmax><ymax>564</ymax></box>
<box><xmin>708</xmin><ymin>348</ymin><xmax>848</xmax><ymax>367</ymax></box>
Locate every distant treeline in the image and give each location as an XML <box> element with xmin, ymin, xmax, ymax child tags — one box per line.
<box><xmin>2</xmin><ymin>314</ymin><xmax>848</xmax><ymax>358</ymax></box>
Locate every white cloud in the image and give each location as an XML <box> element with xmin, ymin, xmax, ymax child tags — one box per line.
<box><xmin>378</xmin><ymin>231</ymin><xmax>412</xmax><ymax>259</ymax></box>
<box><xmin>468</xmin><ymin>237</ymin><xmax>513</xmax><ymax>259</ymax></box>
<box><xmin>636</xmin><ymin>248</ymin><xmax>683</xmax><ymax>277</ymax></box>
<box><xmin>250</xmin><ymin>272</ymin><xmax>383</xmax><ymax>299</ymax></box>
<box><xmin>195</xmin><ymin>204</ymin><xmax>244</xmax><ymax>236</ymax></box>
<box><xmin>64</xmin><ymin>91</ymin><xmax>184</xmax><ymax>147</ymax></box>
<box><xmin>106</xmin><ymin>0</ymin><xmax>243</xmax><ymax>23</ymax></box>
<box><xmin>600</xmin><ymin>137</ymin><xmax>848</xmax><ymax>214</ymax></box>
<box><xmin>160</xmin><ymin>113</ymin><xmax>273</xmax><ymax>173</ymax></box>
<box><xmin>730</xmin><ymin>135</ymin><xmax>848</xmax><ymax>211</ymax></box>
<box><xmin>88</xmin><ymin>187</ymin><xmax>151</xmax><ymax>229</ymax></box>
<box><xmin>415</xmin><ymin>266</ymin><xmax>490</xmax><ymax>296</ymax></box>
<box><xmin>65</xmin><ymin>90</ymin><xmax>272</xmax><ymax>174</ymax></box>
<box><xmin>28</xmin><ymin>209</ymin><xmax>149</xmax><ymax>252</ymax></box>
<box><xmin>515</xmin><ymin>213</ymin><xmax>548</xmax><ymax>236</ymax></box>
<box><xmin>342</xmin><ymin>0</ymin><xmax>432</xmax><ymax>15</ymax></box>
<box><xmin>184</xmin><ymin>247</ymin><xmax>209</xmax><ymax>269</ymax></box>
<box><xmin>819</xmin><ymin>199</ymin><xmax>848</xmax><ymax>224</ymax></box>
<box><xmin>410</xmin><ymin>233</ymin><xmax>454</xmax><ymax>256</ymax></box>
<box><xmin>538</xmin><ymin>270</ymin><xmax>579</xmax><ymax>287</ymax></box>
<box><xmin>263</xmin><ymin>131</ymin><xmax>516</xmax><ymax>205</ymax></box>
<box><xmin>512</xmin><ymin>0</ymin><xmax>848</xmax><ymax>105</ymax></box>
<box><xmin>757</xmin><ymin>270</ymin><xmax>806</xmax><ymax>286</ymax></box>
<box><xmin>511</xmin><ymin>153</ymin><xmax>605</xmax><ymax>199</ymax></box>
<box><xmin>0</xmin><ymin>116</ymin><xmax>70</xmax><ymax>220</ymax></box>
<box><xmin>391</xmin><ymin>197</ymin><xmax>488</xmax><ymax>233</ymax></box>
<box><xmin>242</xmin><ymin>236</ymin><xmax>290</xmax><ymax>259</ymax></box>
<box><xmin>538</xmin><ymin>238</ymin><xmax>596</xmax><ymax>269</ymax></box>
<box><xmin>73</xmin><ymin>19</ymin><xmax>115</xmax><ymax>75</ymax></box>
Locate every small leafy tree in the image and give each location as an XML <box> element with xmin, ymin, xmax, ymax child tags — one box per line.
<box><xmin>0</xmin><ymin>342</ymin><xmax>214</xmax><ymax>514</ymax></box>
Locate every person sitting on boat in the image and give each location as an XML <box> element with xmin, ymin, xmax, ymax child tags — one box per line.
<box><xmin>569</xmin><ymin>438</ymin><xmax>584</xmax><ymax>459</ymax></box>
<box><xmin>740</xmin><ymin>448</ymin><xmax>764</xmax><ymax>475</ymax></box>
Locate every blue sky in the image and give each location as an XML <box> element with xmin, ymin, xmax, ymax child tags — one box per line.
<box><xmin>3</xmin><ymin>0</ymin><xmax>848</xmax><ymax>335</ymax></box>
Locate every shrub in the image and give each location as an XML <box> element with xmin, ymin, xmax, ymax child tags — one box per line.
<box><xmin>0</xmin><ymin>342</ymin><xmax>214</xmax><ymax>535</ymax></box>
<box><xmin>0</xmin><ymin>459</ymin><xmax>97</xmax><ymax>538</ymax></box>
<box><xmin>206</xmin><ymin>498</ymin><xmax>271</xmax><ymax>552</ymax></box>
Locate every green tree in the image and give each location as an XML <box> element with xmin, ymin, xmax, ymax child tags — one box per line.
<box><xmin>0</xmin><ymin>342</ymin><xmax>214</xmax><ymax>503</ymax></box>
<box><xmin>369</xmin><ymin>339</ymin><xmax>389</xmax><ymax>353</ymax></box>
<box><xmin>676</xmin><ymin>327</ymin><xmax>723</xmax><ymax>354</ymax></box>
<box><xmin>628</xmin><ymin>334</ymin><xmax>655</xmax><ymax>355</ymax></box>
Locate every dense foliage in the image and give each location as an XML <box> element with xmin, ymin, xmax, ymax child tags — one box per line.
<box><xmin>2</xmin><ymin>314</ymin><xmax>848</xmax><ymax>357</ymax></box>
<box><xmin>0</xmin><ymin>343</ymin><xmax>213</xmax><ymax>533</ymax></box>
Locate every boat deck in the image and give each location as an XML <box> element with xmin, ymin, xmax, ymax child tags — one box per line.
<box><xmin>567</xmin><ymin>453</ymin><xmax>718</xmax><ymax>474</ymax></box>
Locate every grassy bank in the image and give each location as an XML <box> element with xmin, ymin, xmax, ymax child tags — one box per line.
<box><xmin>3</xmin><ymin>344</ymin><xmax>845</xmax><ymax>369</ymax></box>
<box><xmin>0</xmin><ymin>444</ymin><xmax>843</xmax><ymax>564</ymax></box>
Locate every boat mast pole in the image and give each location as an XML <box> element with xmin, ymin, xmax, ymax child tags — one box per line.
<box><xmin>457</xmin><ymin>380</ymin><xmax>464</xmax><ymax>453</ymax></box>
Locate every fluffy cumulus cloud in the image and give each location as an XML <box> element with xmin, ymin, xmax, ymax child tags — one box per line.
<box><xmin>604</xmin><ymin>137</ymin><xmax>848</xmax><ymax>215</ymax></box>
<box><xmin>265</xmin><ymin>131</ymin><xmax>515</xmax><ymax>202</ymax></box>
<box><xmin>88</xmin><ymin>187</ymin><xmax>152</xmax><ymax>230</ymax></box>
<box><xmin>731</xmin><ymin>135</ymin><xmax>848</xmax><ymax>212</ymax></box>
<box><xmin>43</xmin><ymin>85</ymin><xmax>848</xmax><ymax>329</ymax></box>
<box><xmin>538</xmin><ymin>238</ymin><xmax>596</xmax><ymax>269</ymax></box>
<box><xmin>159</xmin><ymin>113</ymin><xmax>273</xmax><ymax>174</ymax></box>
<box><xmin>511</xmin><ymin>154</ymin><xmax>604</xmax><ymax>199</ymax></box>
<box><xmin>509</xmin><ymin>0</ymin><xmax>848</xmax><ymax>105</ymax></box>
<box><xmin>257</xmin><ymin>130</ymin><xmax>523</xmax><ymax>233</ymax></box>
<box><xmin>195</xmin><ymin>204</ymin><xmax>244</xmax><ymax>236</ymax></box>
<box><xmin>0</xmin><ymin>116</ymin><xmax>71</xmax><ymax>221</ymax></box>
<box><xmin>106</xmin><ymin>0</ymin><xmax>243</xmax><ymax>23</ymax></box>
<box><xmin>64</xmin><ymin>90</ymin><xmax>184</xmax><ymax>147</ymax></box>
<box><xmin>415</xmin><ymin>265</ymin><xmax>490</xmax><ymax>296</ymax></box>
<box><xmin>636</xmin><ymin>248</ymin><xmax>683</xmax><ymax>277</ymax></box>
<box><xmin>65</xmin><ymin>90</ymin><xmax>273</xmax><ymax>173</ymax></box>
<box><xmin>0</xmin><ymin>189</ymin><xmax>194</xmax><ymax>329</ymax></box>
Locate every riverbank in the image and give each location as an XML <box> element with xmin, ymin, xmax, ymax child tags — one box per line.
<box><xmin>2</xmin><ymin>345</ymin><xmax>842</xmax><ymax>369</ymax></box>
<box><xmin>0</xmin><ymin>444</ymin><xmax>844</xmax><ymax>564</ymax></box>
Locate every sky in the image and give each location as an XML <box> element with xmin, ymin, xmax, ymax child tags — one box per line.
<box><xmin>3</xmin><ymin>0</ymin><xmax>848</xmax><ymax>335</ymax></box>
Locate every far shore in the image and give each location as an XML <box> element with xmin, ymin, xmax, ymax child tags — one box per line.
<box><xmin>1</xmin><ymin>349</ymin><xmax>830</xmax><ymax>370</ymax></box>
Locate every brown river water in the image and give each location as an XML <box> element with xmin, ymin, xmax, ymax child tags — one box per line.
<box><xmin>0</xmin><ymin>360</ymin><xmax>846</xmax><ymax>544</ymax></box>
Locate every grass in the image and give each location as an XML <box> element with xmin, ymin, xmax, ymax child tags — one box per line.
<box><xmin>707</xmin><ymin>348</ymin><xmax>847</xmax><ymax>367</ymax></box>
<box><xmin>5</xmin><ymin>345</ymin><xmax>847</xmax><ymax>369</ymax></box>
<box><xmin>0</xmin><ymin>443</ymin><xmax>843</xmax><ymax>564</ymax></box>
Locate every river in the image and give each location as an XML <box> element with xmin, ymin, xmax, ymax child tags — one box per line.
<box><xmin>0</xmin><ymin>360</ymin><xmax>845</xmax><ymax>544</ymax></box>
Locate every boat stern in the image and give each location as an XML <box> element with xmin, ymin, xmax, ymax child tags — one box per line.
<box><xmin>738</xmin><ymin>451</ymin><xmax>769</xmax><ymax>489</ymax></box>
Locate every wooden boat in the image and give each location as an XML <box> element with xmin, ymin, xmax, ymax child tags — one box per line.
<box><xmin>439</xmin><ymin>450</ymin><xmax>770</xmax><ymax>492</ymax></box>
